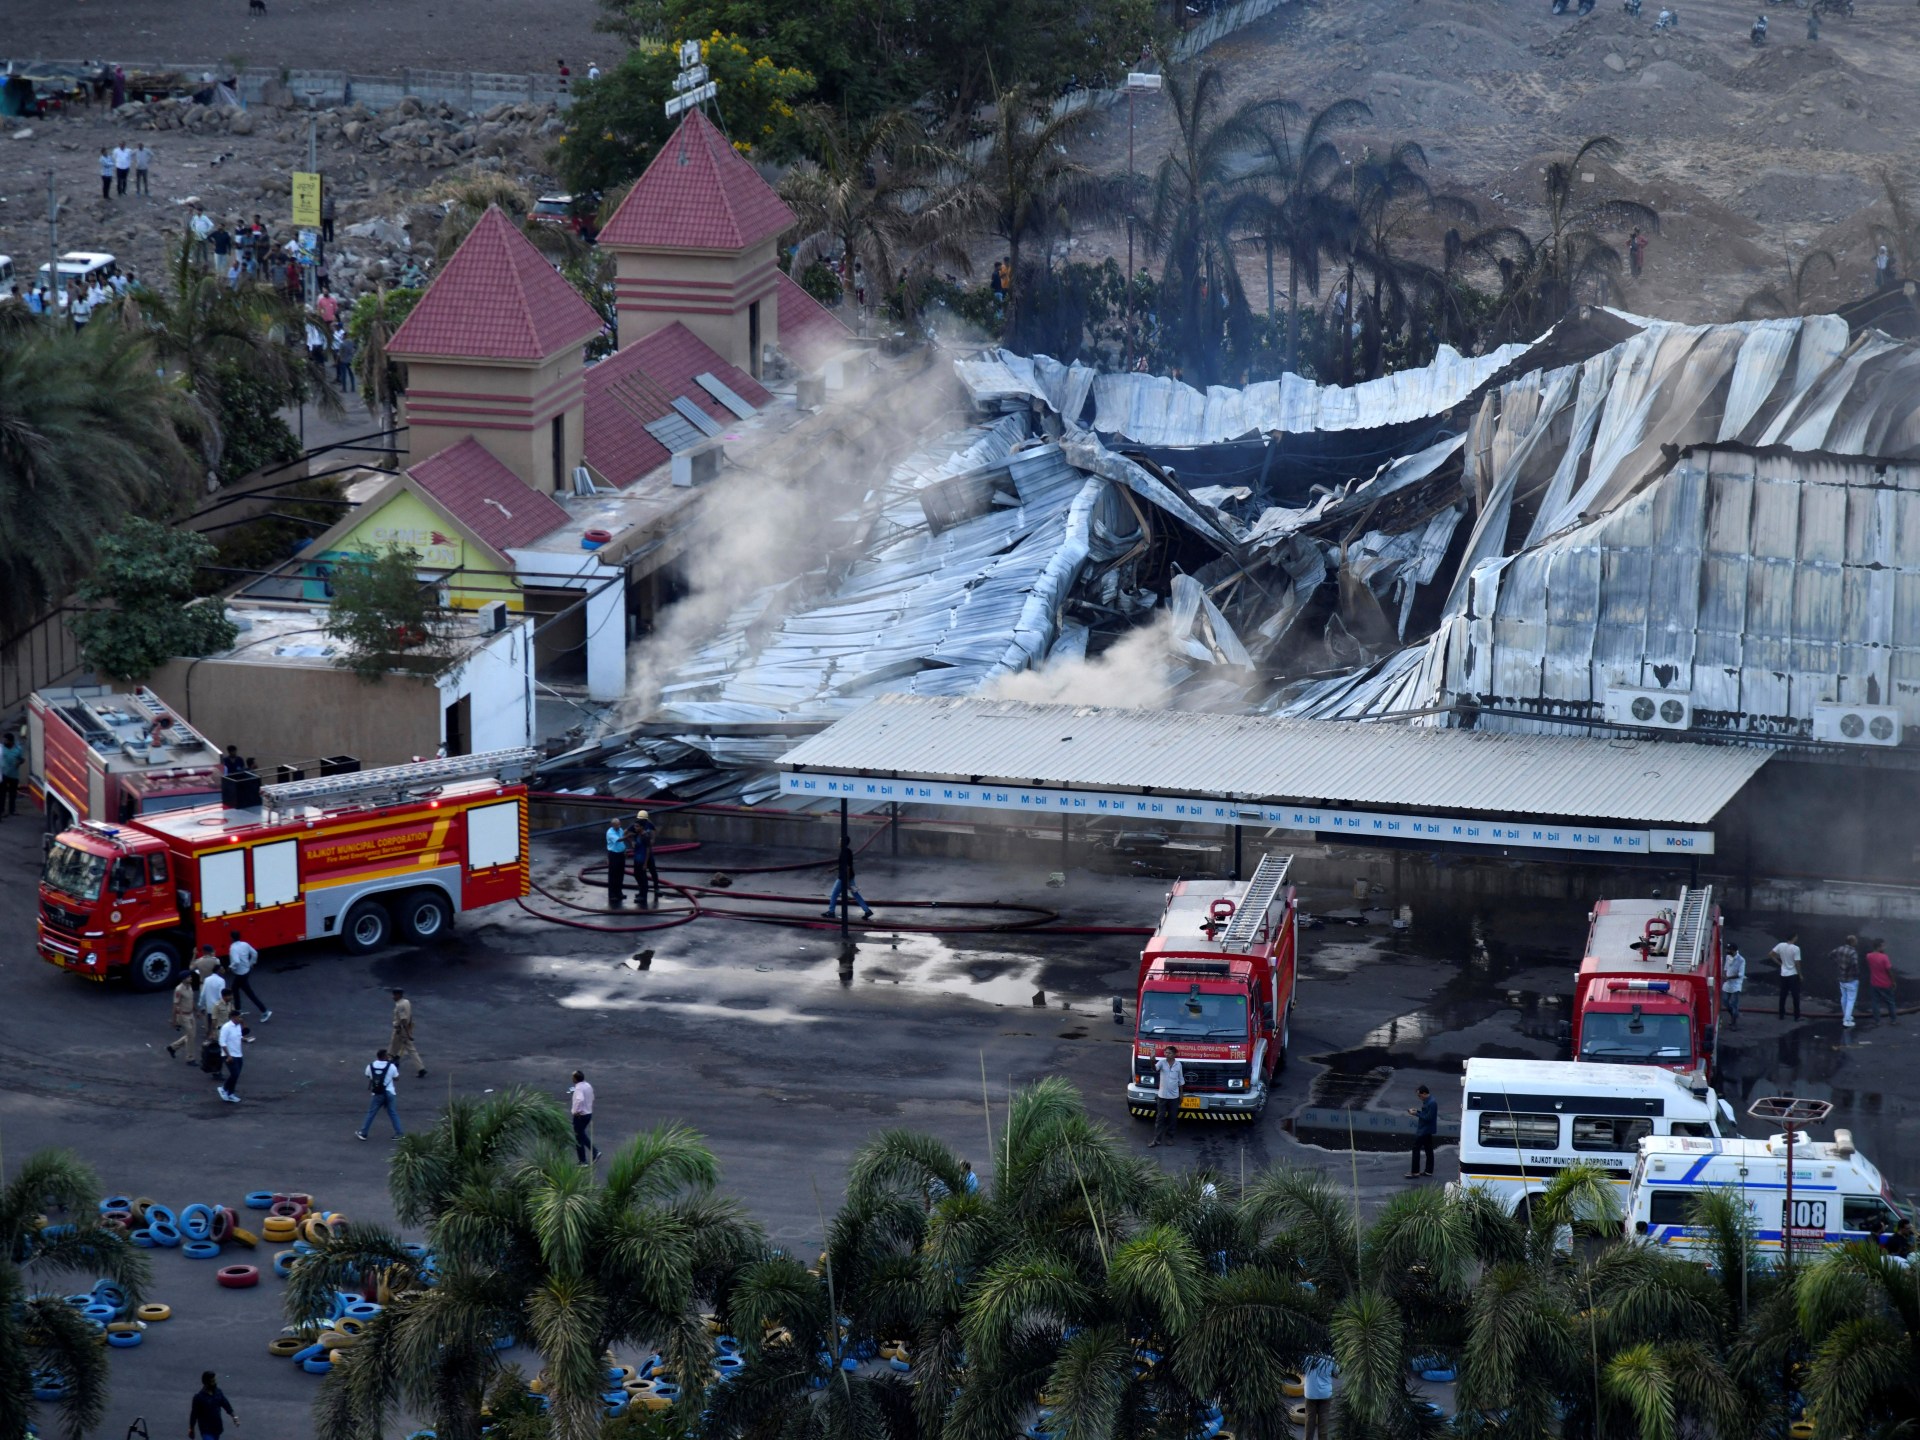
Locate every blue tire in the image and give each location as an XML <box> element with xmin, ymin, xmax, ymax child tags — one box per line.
<box><xmin>292</xmin><ymin>1343</ymin><xmax>325</xmax><ymax>1364</ymax></box>
<box><xmin>107</xmin><ymin>1331</ymin><xmax>142</xmax><ymax>1349</ymax></box>
<box><xmin>302</xmin><ymin>1357</ymin><xmax>333</xmax><ymax>1375</ymax></box>
<box><xmin>145</xmin><ymin>1205</ymin><xmax>177</xmax><ymax>1229</ymax></box>
<box><xmin>131</xmin><ymin>1230</ymin><xmax>156</xmax><ymax>1248</ymax></box>
<box><xmin>82</xmin><ymin>1304</ymin><xmax>117</xmax><ymax>1323</ymax></box>
<box><xmin>99</xmin><ymin>1195</ymin><xmax>131</xmax><ymax>1213</ymax></box>
<box><xmin>183</xmin><ymin>1240</ymin><xmax>222</xmax><ymax>1260</ymax></box>
<box><xmin>179</xmin><ymin>1203</ymin><xmax>214</xmax><ymax>1239</ymax></box>
<box><xmin>148</xmin><ymin>1223</ymin><xmax>182</xmax><ymax>1249</ymax></box>
<box><xmin>32</xmin><ymin>1385</ymin><xmax>68</xmax><ymax>1402</ymax></box>
<box><xmin>889</xmin><ymin>1358</ymin><xmax>911</xmax><ymax>1372</ymax></box>
<box><xmin>245</xmin><ymin>1191</ymin><xmax>276</xmax><ymax>1210</ymax></box>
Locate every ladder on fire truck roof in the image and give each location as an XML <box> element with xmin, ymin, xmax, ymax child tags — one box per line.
<box><xmin>259</xmin><ymin>747</ymin><xmax>539</xmax><ymax>812</ymax></box>
<box><xmin>1219</xmin><ymin>853</ymin><xmax>1292</xmax><ymax>949</ymax></box>
<box><xmin>1668</xmin><ymin>885</ymin><xmax>1714</xmax><ymax>975</ymax></box>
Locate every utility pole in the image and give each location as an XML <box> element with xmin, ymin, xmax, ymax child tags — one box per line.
<box><xmin>46</xmin><ymin>167</ymin><xmax>59</xmax><ymax>321</ymax></box>
<box><xmin>1123</xmin><ymin>70</ymin><xmax>1162</xmax><ymax>366</ymax></box>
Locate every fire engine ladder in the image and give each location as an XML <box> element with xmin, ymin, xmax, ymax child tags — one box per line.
<box><xmin>1220</xmin><ymin>853</ymin><xmax>1292</xmax><ymax>949</ymax></box>
<box><xmin>1668</xmin><ymin>885</ymin><xmax>1714</xmax><ymax>975</ymax></box>
<box><xmin>259</xmin><ymin>747</ymin><xmax>539</xmax><ymax>811</ymax></box>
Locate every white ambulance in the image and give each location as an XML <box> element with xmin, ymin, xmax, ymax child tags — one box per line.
<box><xmin>1627</xmin><ymin>1131</ymin><xmax>1910</xmax><ymax>1260</ymax></box>
<box><xmin>1457</xmin><ymin>1058</ymin><xmax>1738</xmax><ymax>1216</ymax></box>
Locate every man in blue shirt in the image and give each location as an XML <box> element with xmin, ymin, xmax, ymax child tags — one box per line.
<box><xmin>188</xmin><ymin>1371</ymin><xmax>237</xmax><ymax>1439</ymax></box>
<box><xmin>0</xmin><ymin>730</ymin><xmax>21</xmax><ymax>817</ymax></box>
<box><xmin>1406</xmin><ymin>1084</ymin><xmax>1438</xmax><ymax>1179</ymax></box>
<box><xmin>604</xmin><ymin>819</ymin><xmax>627</xmax><ymax>906</ymax></box>
<box><xmin>1303</xmin><ymin>1354</ymin><xmax>1335</xmax><ymax>1440</ymax></box>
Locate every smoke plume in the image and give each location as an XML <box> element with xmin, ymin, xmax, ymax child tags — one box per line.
<box><xmin>986</xmin><ymin>614</ymin><xmax>1176</xmax><ymax>710</ymax></box>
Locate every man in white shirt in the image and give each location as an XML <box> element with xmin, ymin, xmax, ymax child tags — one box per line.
<box><xmin>198</xmin><ymin>966</ymin><xmax>228</xmax><ymax>1026</ymax></box>
<box><xmin>357</xmin><ymin>1048</ymin><xmax>402</xmax><ymax>1140</ymax></box>
<box><xmin>216</xmin><ymin>1012</ymin><xmax>246</xmax><ymax>1102</ymax></box>
<box><xmin>111</xmin><ymin>143</ymin><xmax>133</xmax><ymax>196</ymax></box>
<box><xmin>190</xmin><ymin>206</ymin><xmax>214</xmax><ymax>267</ymax></box>
<box><xmin>1722</xmin><ymin>942</ymin><xmax>1746</xmax><ymax>1030</ymax></box>
<box><xmin>133</xmin><ymin>143</ymin><xmax>152</xmax><ymax>195</ymax></box>
<box><xmin>1772</xmin><ymin>932</ymin><xmax>1802</xmax><ymax>1020</ymax></box>
<box><xmin>225</xmin><ymin>929</ymin><xmax>270</xmax><ymax>1020</ymax></box>
<box><xmin>569</xmin><ymin>1070</ymin><xmax>601</xmax><ymax>1164</ymax></box>
<box><xmin>1148</xmin><ymin>1045</ymin><xmax>1184</xmax><ymax>1148</ymax></box>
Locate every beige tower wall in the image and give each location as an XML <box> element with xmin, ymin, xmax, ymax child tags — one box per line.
<box><xmin>399</xmin><ymin>350</ymin><xmax>587</xmax><ymax>490</ymax></box>
<box><xmin>609</xmin><ymin>240</ymin><xmax>781</xmax><ymax>376</ymax></box>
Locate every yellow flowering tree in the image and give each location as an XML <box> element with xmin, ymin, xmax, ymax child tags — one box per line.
<box><xmin>557</xmin><ymin>34</ymin><xmax>812</xmax><ymax>193</ymax></box>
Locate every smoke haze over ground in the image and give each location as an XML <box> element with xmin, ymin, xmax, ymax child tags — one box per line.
<box><xmin>987</xmin><ymin>617</ymin><xmax>1177</xmax><ymax>710</ymax></box>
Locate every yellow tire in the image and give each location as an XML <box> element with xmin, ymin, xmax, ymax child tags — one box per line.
<box><xmin>639</xmin><ymin>1396</ymin><xmax>673</xmax><ymax>1412</ymax></box>
<box><xmin>626</xmin><ymin>1380</ymin><xmax>656</xmax><ymax>1395</ymax></box>
<box><xmin>268</xmin><ymin>1336</ymin><xmax>305</xmax><ymax>1357</ymax></box>
<box><xmin>337</xmin><ymin>1317</ymin><xmax>368</xmax><ymax>1338</ymax></box>
<box><xmin>530</xmin><ymin>1375</ymin><xmax>548</xmax><ymax>1394</ymax></box>
<box><xmin>1790</xmin><ymin>1425</ymin><xmax>1816</xmax><ymax>1440</ymax></box>
<box><xmin>1286</xmin><ymin>1402</ymin><xmax>1307</xmax><ymax>1426</ymax></box>
<box><xmin>1281</xmin><ymin>1374</ymin><xmax>1305</xmax><ymax>1399</ymax></box>
<box><xmin>262</xmin><ymin>1217</ymin><xmax>298</xmax><ymax>1241</ymax></box>
<box><xmin>302</xmin><ymin>1216</ymin><xmax>335</xmax><ymax>1243</ymax></box>
<box><xmin>136</xmin><ymin>1304</ymin><xmax>172</xmax><ymax>1322</ymax></box>
<box><xmin>318</xmin><ymin>1330</ymin><xmax>354</xmax><ymax>1349</ymax></box>
<box><xmin>229</xmin><ymin>1226</ymin><xmax>259</xmax><ymax>1248</ymax></box>
<box><xmin>329</xmin><ymin>1348</ymin><xmax>346</xmax><ymax>1365</ymax></box>
<box><xmin>107</xmin><ymin>1321</ymin><xmax>144</xmax><ymax>1334</ymax></box>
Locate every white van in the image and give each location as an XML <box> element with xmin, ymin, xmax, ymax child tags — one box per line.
<box><xmin>0</xmin><ymin>255</ymin><xmax>14</xmax><ymax>294</ymax></box>
<box><xmin>37</xmin><ymin>251</ymin><xmax>119</xmax><ymax>307</ymax></box>
<box><xmin>1458</xmin><ymin>1057</ymin><xmax>1737</xmax><ymax>1216</ymax></box>
<box><xmin>1628</xmin><ymin>1131</ymin><xmax>1910</xmax><ymax>1261</ymax></box>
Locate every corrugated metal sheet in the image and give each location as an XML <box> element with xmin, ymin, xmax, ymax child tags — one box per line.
<box><xmin>781</xmin><ymin>694</ymin><xmax>1770</xmax><ymax>824</ymax></box>
<box><xmin>955</xmin><ymin>343</ymin><xmax>1527</xmax><ymax>443</ymax></box>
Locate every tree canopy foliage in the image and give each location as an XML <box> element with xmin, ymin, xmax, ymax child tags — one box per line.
<box><xmin>69</xmin><ymin>520</ymin><xmax>237</xmax><ymax>680</ymax></box>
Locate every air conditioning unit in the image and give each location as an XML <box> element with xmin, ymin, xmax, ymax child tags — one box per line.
<box><xmin>477</xmin><ymin>600</ymin><xmax>508</xmax><ymax>634</ymax></box>
<box><xmin>1604</xmin><ymin>686</ymin><xmax>1693</xmax><ymax>730</ymax></box>
<box><xmin>670</xmin><ymin>439</ymin><xmax>724</xmax><ymax>488</ymax></box>
<box><xmin>1811</xmin><ymin>703</ymin><xmax>1902</xmax><ymax>747</ymax></box>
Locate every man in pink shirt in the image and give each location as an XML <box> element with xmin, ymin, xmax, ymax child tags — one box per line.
<box><xmin>569</xmin><ymin>1069</ymin><xmax>601</xmax><ymax>1165</ymax></box>
<box><xmin>1865</xmin><ymin>938</ymin><xmax>1898</xmax><ymax>1026</ymax></box>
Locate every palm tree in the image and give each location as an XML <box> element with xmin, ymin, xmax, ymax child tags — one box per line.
<box><xmin>1520</xmin><ymin>135</ymin><xmax>1659</xmax><ymax>326</ymax></box>
<box><xmin>1419</xmin><ymin>223</ymin><xmax>1532</xmax><ymax>353</ymax></box>
<box><xmin>292</xmin><ymin>1093</ymin><xmax>763</xmax><ymax>1440</ymax></box>
<box><xmin>1230</xmin><ymin>98</ymin><xmax>1370</xmax><ymax>373</ymax></box>
<box><xmin>1734</xmin><ymin>249</ymin><xmax>1839</xmax><ymax>320</ymax></box>
<box><xmin>1</xmin><ymin>1149</ymin><xmax>152</xmax><ymax>1440</ymax></box>
<box><xmin>1867</xmin><ymin>169</ymin><xmax>1920</xmax><ymax>288</ymax></box>
<box><xmin>1776</xmin><ymin>1242</ymin><xmax>1920</xmax><ymax>1434</ymax></box>
<box><xmin>1144</xmin><ymin>64</ymin><xmax>1284</xmax><ymax>384</ymax></box>
<box><xmin>780</xmin><ymin>105</ymin><xmax>967</xmax><ymax>321</ymax></box>
<box><xmin>0</xmin><ymin>322</ymin><xmax>201</xmax><ymax>630</ymax></box>
<box><xmin>344</xmin><ymin>286</ymin><xmax>421</xmax><ymax>441</ymax></box>
<box><xmin>960</xmin><ymin>83</ymin><xmax>1113</xmax><ymax>339</ymax></box>
<box><xmin>112</xmin><ymin>236</ymin><xmax>339</xmax><ymax>450</ymax></box>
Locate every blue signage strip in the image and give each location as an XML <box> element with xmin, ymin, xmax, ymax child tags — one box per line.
<box><xmin>778</xmin><ymin>772</ymin><xmax>1716</xmax><ymax>856</ymax></box>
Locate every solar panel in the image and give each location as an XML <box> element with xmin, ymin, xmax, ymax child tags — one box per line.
<box><xmin>696</xmin><ymin>371</ymin><xmax>757</xmax><ymax>419</ymax></box>
<box><xmin>644</xmin><ymin>414</ymin><xmax>705</xmax><ymax>453</ymax></box>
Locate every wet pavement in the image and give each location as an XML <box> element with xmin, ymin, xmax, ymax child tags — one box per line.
<box><xmin>3</xmin><ymin>816</ymin><xmax>1917</xmax><ymax>1433</ymax></box>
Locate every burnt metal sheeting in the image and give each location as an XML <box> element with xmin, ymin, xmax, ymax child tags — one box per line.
<box><xmin>780</xmin><ymin>693</ymin><xmax>1771</xmax><ymax>825</ymax></box>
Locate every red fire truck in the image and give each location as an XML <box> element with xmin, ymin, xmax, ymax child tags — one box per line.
<box><xmin>1572</xmin><ymin>886</ymin><xmax>1722</xmax><ymax>1080</ymax></box>
<box><xmin>29</xmin><ymin>685</ymin><xmax>224</xmax><ymax>826</ymax></box>
<box><xmin>1127</xmin><ymin>854</ymin><xmax>1299</xmax><ymax>1124</ymax></box>
<box><xmin>37</xmin><ymin>750</ymin><xmax>536</xmax><ymax>990</ymax></box>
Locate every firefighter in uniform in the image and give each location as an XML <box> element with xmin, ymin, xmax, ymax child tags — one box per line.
<box><xmin>389</xmin><ymin>987</ymin><xmax>426</xmax><ymax>1078</ymax></box>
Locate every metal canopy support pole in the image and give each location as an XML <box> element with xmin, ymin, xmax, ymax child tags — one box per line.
<box><xmin>838</xmin><ymin>798</ymin><xmax>850</xmax><ymax>940</ymax></box>
<box><xmin>1060</xmin><ymin>813</ymin><xmax>1070</xmax><ymax>881</ymax></box>
<box><xmin>1233</xmin><ymin>825</ymin><xmax>1243</xmax><ymax>882</ymax></box>
<box><xmin>890</xmin><ymin>801</ymin><xmax>899</xmax><ymax>858</ymax></box>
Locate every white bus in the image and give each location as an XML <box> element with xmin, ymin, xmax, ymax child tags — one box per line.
<box><xmin>1457</xmin><ymin>1058</ymin><xmax>1738</xmax><ymax>1216</ymax></box>
<box><xmin>1628</xmin><ymin>1132</ymin><xmax>1910</xmax><ymax>1260</ymax></box>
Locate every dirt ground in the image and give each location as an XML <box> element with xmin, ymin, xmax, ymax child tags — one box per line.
<box><xmin>21</xmin><ymin>0</ymin><xmax>608</xmax><ymax>77</ymax></box>
<box><xmin>8</xmin><ymin>0</ymin><xmax>1920</xmax><ymax>324</ymax></box>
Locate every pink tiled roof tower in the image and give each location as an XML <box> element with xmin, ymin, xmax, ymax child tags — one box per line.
<box><xmin>598</xmin><ymin>108</ymin><xmax>795</xmax><ymax>253</ymax></box>
<box><xmin>390</xmin><ymin>206</ymin><xmax>603</xmax><ymax>361</ymax></box>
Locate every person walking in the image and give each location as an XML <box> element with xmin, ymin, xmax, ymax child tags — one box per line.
<box><xmin>627</xmin><ymin>810</ymin><xmax>657</xmax><ymax>912</ymax></box>
<box><xmin>823</xmin><ymin>834</ymin><xmax>874</xmax><ymax>921</ymax></box>
<box><xmin>1865</xmin><ymin>937</ymin><xmax>1896</xmax><ymax>1025</ymax></box>
<box><xmin>187</xmin><ymin>1371</ymin><xmax>237</xmax><ymax>1440</ymax></box>
<box><xmin>134</xmin><ymin>143</ymin><xmax>152</xmax><ymax>196</ymax></box>
<box><xmin>357</xmin><ymin>1049</ymin><xmax>402</xmax><ymax>1139</ymax></box>
<box><xmin>332</xmin><ymin>326</ymin><xmax>354</xmax><ymax>392</ymax></box>
<box><xmin>1302</xmin><ymin>1354</ymin><xmax>1335</xmax><ymax>1440</ymax></box>
<box><xmin>1722</xmin><ymin>940</ymin><xmax>1746</xmax><ymax>1029</ymax></box>
<box><xmin>320</xmin><ymin>187</ymin><xmax>336</xmax><ymax>245</ymax></box>
<box><xmin>1628</xmin><ymin>227</ymin><xmax>1647</xmax><ymax>278</ymax></box>
<box><xmin>1148</xmin><ymin>1044</ymin><xmax>1184</xmax><ymax>1147</ymax></box>
<box><xmin>225</xmin><ymin>930</ymin><xmax>271</xmax><ymax>1020</ymax></box>
<box><xmin>568</xmin><ymin>1069</ymin><xmax>601</xmax><ymax>1164</ymax></box>
<box><xmin>1406</xmin><ymin>1084</ymin><xmax>1438</xmax><ymax>1178</ymax></box>
<box><xmin>1773</xmin><ymin>932</ymin><xmax>1803</xmax><ymax>1019</ymax></box>
<box><xmin>604</xmin><ymin>817</ymin><xmax>628</xmax><ymax>906</ymax></box>
<box><xmin>1833</xmin><ymin>933</ymin><xmax>1861</xmax><ymax>1028</ymax></box>
<box><xmin>112</xmin><ymin>143</ymin><xmax>132</xmax><ymax>196</ymax></box>
<box><xmin>98</xmin><ymin>148</ymin><xmax>114</xmax><ymax>200</ymax></box>
<box><xmin>165</xmin><ymin>973</ymin><xmax>198</xmax><ymax>1058</ymax></box>
<box><xmin>198</xmin><ymin>961</ymin><xmax>229</xmax><ymax>1032</ymax></box>
<box><xmin>389</xmin><ymin>988</ymin><xmax>426</xmax><ymax>1077</ymax></box>
<box><xmin>216</xmin><ymin>1010</ymin><xmax>246</xmax><ymax>1103</ymax></box>
<box><xmin>0</xmin><ymin>730</ymin><xmax>23</xmax><ymax>816</ymax></box>
<box><xmin>190</xmin><ymin>941</ymin><xmax>221</xmax><ymax>983</ymax></box>
<box><xmin>1876</xmin><ymin>245</ymin><xmax>1893</xmax><ymax>290</ymax></box>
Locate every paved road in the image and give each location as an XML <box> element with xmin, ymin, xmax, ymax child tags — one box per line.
<box><xmin>5</xmin><ymin>814</ymin><xmax>1916</xmax><ymax>1434</ymax></box>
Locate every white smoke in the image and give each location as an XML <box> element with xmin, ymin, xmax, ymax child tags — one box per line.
<box><xmin>986</xmin><ymin>614</ymin><xmax>1176</xmax><ymax>710</ymax></box>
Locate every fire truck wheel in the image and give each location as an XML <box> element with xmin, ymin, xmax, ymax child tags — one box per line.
<box><xmin>128</xmin><ymin>938</ymin><xmax>183</xmax><ymax>992</ymax></box>
<box><xmin>397</xmin><ymin>890</ymin><xmax>453</xmax><ymax>944</ymax></box>
<box><xmin>341</xmin><ymin>900</ymin><xmax>392</xmax><ymax>955</ymax></box>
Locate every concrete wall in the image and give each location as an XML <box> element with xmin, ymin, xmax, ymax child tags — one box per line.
<box><xmin>147</xmin><ymin>657</ymin><xmax>442</xmax><ymax>771</ymax></box>
<box><xmin>438</xmin><ymin>619</ymin><xmax>534</xmax><ymax>753</ymax></box>
<box><xmin>400</xmin><ymin>351</ymin><xmax>585</xmax><ymax>487</ymax></box>
<box><xmin>610</xmin><ymin>242</ymin><xmax>779</xmax><ymax>376</ymax></box>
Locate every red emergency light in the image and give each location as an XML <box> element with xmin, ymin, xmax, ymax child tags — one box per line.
<box><xmin>1607</xmin><ymin>979</ymin><xmax>1672</xmax><ymax>992</ymax></box>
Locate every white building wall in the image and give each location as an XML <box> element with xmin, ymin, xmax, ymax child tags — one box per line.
<box><xmin>438</xmin><ymin>618</ymin><xmax>534</xmax><ymax>753</ymax></box>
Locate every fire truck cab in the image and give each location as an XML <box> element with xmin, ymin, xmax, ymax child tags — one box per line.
<box><xmin>38</xmin><ymin>750</ymin><xmax>535</xmax><ymax>990</ymax></box>
<box><xmin>1127</xmin><ymin>854</ymin><xmax>1298</xmax><ymax>1124</ymax></box>
<box><xmin>1573</xmin><ymin>887</ymin><xmax>1722</xmax><ymax>1080</ymax></box>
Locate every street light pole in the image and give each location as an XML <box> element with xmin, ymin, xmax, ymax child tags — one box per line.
<box><xmin>46</xmin><ymin>167</ymin><xmax>58</xmax><ymax>320</ymax></box>
<box><xmin>1123</xmin><ymin>70</ymin><xmax>1161</xmax><ymax>366</ymax></box>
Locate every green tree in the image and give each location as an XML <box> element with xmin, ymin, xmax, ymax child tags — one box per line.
<box><xmin>69</xmin><ymin>519</ymin><xmax>238</xmax><ymax>680</ymax></box>
<box><xmin>1516</xmin><ymin>135</ymin><xmax>1658</xmax><ymax>326</ymax></box>
<box><xmin>345</xmin><ymin>287</ymin><xmax>423</xmax><ymax>435</ymax></box>
<box><xmin>2</xmin><ymin>1150</ymin><xmax>152</xmax><ymax>1440</ymax></box>
<box><xmin>291</xmin><ymin>1093</ymin><xmax>763</xmax><ymax>1440</ymax></box>
<box><xmin>558</xmin><ymin>37</ymin><xmax>812</xmax><ymax>195</ymax></box>
<box><xmin>212</xmin><ymin>362</ymin><xmax>303</xmax><ymax>486</ymax></box>
<box><xmin>322</xmin><ymin>545</ymin><xmax>462</xmax><ymax>682</ymax></box>
<box><xmin>0</xmin><ymin>323</ymin><xmax>201</xmax><ymax>631</ymax></box>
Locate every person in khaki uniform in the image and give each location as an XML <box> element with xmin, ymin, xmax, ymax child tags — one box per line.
<box><xmin>389</xmin><ymin>988</ymin><xmax>426</xmax><ymax>1077</ymax></box>
<box><xmin>165</xmin><ymin>974</ymin><xmax>197</xmax><ymax>1058</ymax></box>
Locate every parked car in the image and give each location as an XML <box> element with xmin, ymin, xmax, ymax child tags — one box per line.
<box><xmin>37</xmin><ymin>251</ymin><xmax>119</xmax><ymax>306</ymax></box>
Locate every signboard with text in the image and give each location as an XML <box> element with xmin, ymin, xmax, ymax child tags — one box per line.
<box><xmin>291</xmin><ymin>172</ymin><xmax>322</xmax><ymax>229</ymax></box>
